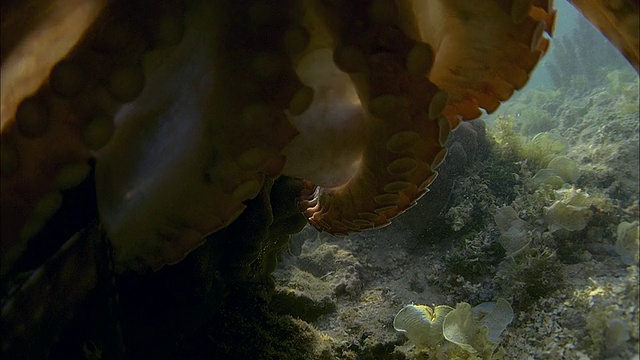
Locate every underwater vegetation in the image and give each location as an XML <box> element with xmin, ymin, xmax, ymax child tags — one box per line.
<box><xmin>163</xmin><ymin>61</ymin><xmax>640</xmax><ymax>359</ymax></box>
<box><xmin>616</xmin><ymin>221</ymin><xmax>640</xmax><ymax>266</ymax></box>
<box><xmin>393</xmin><ymin>298</ymin><xmax>513</xmax><ymax>359</ymax></box>
<box><xmin>387</xmin><ymin>52</ymin><xmax>638</xmax><ymax>358</ymax></box>
<box><xmin>240</xmin><ymin>6</ymin><xmax>640</xmax><ymax>358</ymax></box>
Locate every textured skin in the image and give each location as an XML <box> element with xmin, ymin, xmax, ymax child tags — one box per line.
<box><xmin>1</xmin><ymin>0</ymin><xmax>558</xmax><ymax>273</ymax></box>
<box><xmin>0</xmin><ymin>0</ymin><xmax>637</xmax><ymax>356</ymax></box>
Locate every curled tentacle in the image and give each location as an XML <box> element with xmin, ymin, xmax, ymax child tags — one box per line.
<box><xmin>285</xmin><ymin>0</ymin><xmax>555</xmax><ymax>235</ymax></box>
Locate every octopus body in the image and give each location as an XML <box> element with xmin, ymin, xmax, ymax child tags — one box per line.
<box><xmin>0</xmin><ymin>0</ymin><xmax>638</xmax><ymax>357</ymax></box>
<box><xmin>1</xmin><ymin>0</ymin><xmax>559</xmax><ymax>273</ymax></box>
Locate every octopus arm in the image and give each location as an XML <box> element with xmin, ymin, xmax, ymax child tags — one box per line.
<box><xmin>96</xmin><ymin>0</ymin><xmax>302</xmax><ymax>272</ymax></box>
<box><xmin>2</xmin><ymin>0</ymin><xmax>558</xmax><ymax>272</ymax></box>
<box><xmin>413</xmin><ymin>0</ymin><xmax>555</xmax><ymax>124</ymax></box>
<box><xmin>0</xmin><ymin>0</ymin><xmax>106</xmax><ymax>270</ymax></box>
<box><xmin>286</xmin><ymin>0</ymin><xmax>555</xmax><ymax>235</ymax></box>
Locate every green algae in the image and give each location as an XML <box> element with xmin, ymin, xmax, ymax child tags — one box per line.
<box><xmin>393</xmin><ymin>299</ymin><xmax>513</xmax><ymax>359</ymax></box>
<box><xmin>616</xmin><ymin>221</ymin><xmax>640</xmax><ymax>265</ymax></box>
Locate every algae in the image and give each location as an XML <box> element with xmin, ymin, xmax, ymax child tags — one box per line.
<box><xmin>393</xmin><ymin>299</ymin><xmax>513</xmax><ymax>359</ymax></box>
<box><xmin>544</xmin><ymin>187</ymin><xmax>593</xmax><ymax>232</ymax></box>
<box><xmin>616</xmin><ymin>221</ymin><xmax>640</xmax><ymax>265</ymax></box>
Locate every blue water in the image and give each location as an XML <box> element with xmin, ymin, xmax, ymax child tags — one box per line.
<box><xmin>527</xmin><ymin>0</ymin><xmax>635</xmax><ymax>90</ymax></box>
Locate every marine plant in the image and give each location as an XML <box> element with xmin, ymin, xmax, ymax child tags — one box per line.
<box><xmin>544</xmin><ymin>187</ymin><xmax>594</xmax><ymax>232</ymax></box>
<box><xmin>521</xmin><ymin>133</ymin><xmax>571</xmax><ymax>169</ymax></box>
<box><xmin>393</xmin><ymin>298</ymin><xmax>514</xmax><ymax>359</ymax></box>
<box><xmin>532</xmin><ymin>155</ymin><xmax>579</xmax><ymax>189</ymax></box>
<box><xmin>493</xmin><ymin>206</ymin><xmax>533</xmax><ymax>257</ymax></box>
<box><xmin>489</xmin><ymin>115</ymin><xmax>524</xmax><ymax>162</ymax></box>
<box><xmin>584</xmin><ymin>302</ymin><xmax>636</xmax><ymax>357</ymax></box>
<box><xmin>616</xmin><ymin>221</ymin><xmax>640</xmax><ymax>265</ymax></box>
<box><xmin>489</xmin><ymin>116</ymin><xmax>571</xmax><ymax>170</ymax></box>
<box><xmin>531</xmin><ymin>169</ymin><xmax>566</xmax><ymax>188</ymax></box>
<box><xmin>502</xmin><ymin>89</ymin><xmax>561</xmax><ymax>137</ymax></box>
<box><xmin>490</xmin><ymin>199</ymin><xmax>564</xmax><ymax>310</ymax></box>
<box><xmin>495</xmin><ymin>245</ymin><xmax>563</xmax><ymax>311</ymax></box>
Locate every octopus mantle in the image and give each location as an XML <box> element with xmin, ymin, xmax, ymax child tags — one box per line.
<box><xmin>0</xmin><ymin>0</ymin><xmax>638</xmax><ymax>357</ymax></box>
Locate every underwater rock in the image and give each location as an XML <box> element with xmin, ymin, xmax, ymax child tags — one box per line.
<box><xmin>400</xmin><ymin>119</ymin><xmax>490</xmax><ymax>230</ymax></box>
<box><xmin>448</xmin><ymin>120</ymin><xmax>490</xmax><ymax>174</ymax></box>
<box><xmin>269</xmin><ymin>287</ymin><xmax>336</xmax><ymax>323</ymax></box>
<box><xmin>297</xmin><ymin>242</ymin><xmax>364</xmax><ymax>299</ymax></box>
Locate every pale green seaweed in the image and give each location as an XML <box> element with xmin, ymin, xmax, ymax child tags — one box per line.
<box><xmin>494</xmin><ymin>206</ymin><xmax>531</xmax><ymax>257</ymax></box>
<box><xmin>616</xmin><ymin>221</ymin><xmax>639</xmax><ymax>265</ymax></box>
<box><xmin>394</xmin><ymin>299</ymin><xmax>514</xmax><ymax>359</ymax></box>
<box><xmin>544</xmin><ymin>187</ymin><xmax>593</xmax><ymax>232</ymax></box>
<box><xmin>443</xmin><ymin>302</ymin><xmax>489</xmax><ymax>354</ymax></box>
<box><xmin>393</xmin><ymin>304</ymin><xmax>453</xmax><ymax>349</ymax></box>
<box><xmin>529</xmin><ymin>132</ymin><xmax>569</xmax><ymax>154</ymax></box>
<box><xmin>474</xmin><ymin>298</ymin><xmax>515</xmax><ymax>343</ymax></box>
<box><xmin>547</xmin><ymin>156</ymin><xmax>579</xmax><ymax>183</ymax></box>
<box><xmin>532</xmin><ymin>169</ymin><xmax>566</xmax><ymax>188</ymax></box>
<box><xmin>604</xmin><ymin>318</ymin><xmax>631</xmax><ymax>356</ymax></box>
<box><xmin>524</xmin><ymin>132</ymin><xmax>570</xmax><ymax>166</ymax></box>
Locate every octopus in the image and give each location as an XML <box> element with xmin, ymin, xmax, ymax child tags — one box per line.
<box><xmin>1</xmin><ymin>0</ymin><xmax>638</xmax><ymax>357</ymax></box>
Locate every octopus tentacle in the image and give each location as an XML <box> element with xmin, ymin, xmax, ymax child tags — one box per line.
<box><xmin>95</xmin><ymin>0</ymin><xmax>302</xmax><ymax>271</ymax></box>
<box><xmin>1</xmin><ymin>0</ymin><xmax>558</xmax><ymax>274</ymax></box>
<box><xmin>293</xmin><ymin>0</ymin><xmax>445</xmax><ymax>234</ymax></box>
<box><xmin>285</xmin><ymin>0</ymin><xmax>555</xmax><ymax>235</ymax></box>
<box><xmin>0</xmin><ymin>0</ymin><xmax>162</xmax><ymax>273</ymax></box>
<box><xmin>413</xmin><ymin>0</ymin><xmax>556</xmax><ymax>124</ymax></box>
<box><xmin>1</xmin><ymin>0</ymin><xmax>638</xmax><ymax>356</ymax></box>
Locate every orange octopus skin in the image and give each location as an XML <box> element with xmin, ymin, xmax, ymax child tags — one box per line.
<box><xmin>1</xmin><ymin>0</ymin><xmax>558</xmax><ymax>275</ymax></box>
<box><xmin>0</xmin><ymin>0</ymin><xmax>555</xmax><ymax>352</ymax></box>
<box><xmin>1</xmin><ymin>0</ymin><xmax>638</xmax><ymax>355</ymax></box>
